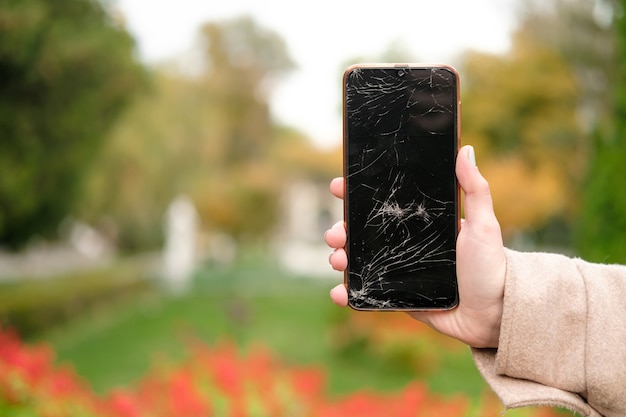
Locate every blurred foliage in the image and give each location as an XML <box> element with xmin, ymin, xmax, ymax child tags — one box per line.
<box><xmin>518</xmin><ymin>0</ymin><xmax>619</xmax><ymax>133</ymax></box>
<box><xmin>0</xmin><ymin>262</ymin><xmax>153</xmax><ymax>338</ymax></box>
<box><xmin>512</xmin><ymin>0</ymin><xmax>626</xmax><ymax>258</ymax></box>
<box><xmin>0</xmin><ymin>0</ymin><xmax>146</xmax><ymax>249</ymax></box>
<box><xmin>461</xmin><ymin>29</ymin><xmax>583</xmax><ymax>238</ymax></box>
<box><xmin>80</xmin><ymin>16</ymin><xmax>340</xmax><ymax>251</ymax></box>
<box><xmin>460</xmin><ymin>0</ymin><xmax>626</xmax><ymax>251</ymax></box>
<box><xmin>575</xmin><ymin>0</ymin><xmax>626</xmax><ymax>263</ymax></box>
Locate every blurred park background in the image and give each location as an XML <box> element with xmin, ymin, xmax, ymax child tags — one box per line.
<box><xmin>0</xmin><ymin>0</ymin><xmax>625</xmax><ymax>415</ymax></box>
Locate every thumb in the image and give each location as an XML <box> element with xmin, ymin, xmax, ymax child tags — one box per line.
<box><xmin>456</xmin><ymin>145</ymin><xmax>498</xmax><ymax>225</ymax></box>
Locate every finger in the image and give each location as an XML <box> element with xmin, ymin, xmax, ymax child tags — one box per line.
<box><xmin>330</xmin><ymin>284</ymin><xmax>349</xmax><ymax>307</ymax></box>
<box><xmin>329</xmin><ymin>177</ymin><xmax>344</xmax><ymax>200</ymax></box>
<box><xmin>329</xmin><ymin>248</ymin><xmax>348</xmax><ymax>271</ymax></box>
<box><xmin>324</xmin><ymin>221</ymin><xmax>346</xmax><ymax>248</ymax></box>
<box><xmin>456</xmin><ymin>145</ymin><xmax>497</xmax><ymax>225</ymax></box>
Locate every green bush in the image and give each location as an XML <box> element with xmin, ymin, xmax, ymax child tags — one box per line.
<box><xmin>0</xmin><ymin>263</ymin><xmax>153</xmax><ymax>338</ymax></box>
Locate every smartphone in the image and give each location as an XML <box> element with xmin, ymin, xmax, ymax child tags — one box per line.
<box><xmin>343</xmin><ymin>64</ymin><xmax>460</xmax><ymax>311</ymax></box>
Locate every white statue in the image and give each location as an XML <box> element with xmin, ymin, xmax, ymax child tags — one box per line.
<box><xmin>163</xmin><ymin>194</ymin><xmax>199</xmax><ymax>294</ymax></box>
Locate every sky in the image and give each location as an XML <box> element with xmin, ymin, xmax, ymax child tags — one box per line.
<box><xmin>113</xmin><ymin>0</ymin><xmax>519</xmax><ymax>149</ymax></box>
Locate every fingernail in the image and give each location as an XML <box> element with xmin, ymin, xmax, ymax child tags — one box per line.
<box><xmin>468</xmin><ymin>146</ymin><xmax>477</xmax><ymax>167</ymax></box>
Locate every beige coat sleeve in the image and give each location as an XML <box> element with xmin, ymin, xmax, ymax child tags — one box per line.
<box><xmin>472</xmin><ymin>249</ymin><xmax>626</xmax><ymax>417</ymax></box>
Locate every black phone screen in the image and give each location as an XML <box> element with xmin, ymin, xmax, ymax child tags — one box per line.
<box><xmin>343</xmin><ymin>65</ymin><xmax>459</xmax><ymax>310</ymax></box>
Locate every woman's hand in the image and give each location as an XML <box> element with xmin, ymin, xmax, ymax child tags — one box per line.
<box><xmin>324</xmin><ymin>145</ymin><xmax>506</xmax><ymax>348</ymax></box>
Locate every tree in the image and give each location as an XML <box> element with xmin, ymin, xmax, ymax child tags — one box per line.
<box><xmin>0</xmin><ymin>0</ymin><xmax>145</xmax><ymax>249</ymax></box>
<box><xmin>200</xmin><ymin>16</ymin><xmax>295</xmax><ymax>168</ymax></box>
<box><xmin>80</xmin><ymin>16</ymin><xmax>305</xmax><ymax>250</ymax></box>
<box><xmin>192</xmin><ymin>17</ymin><xmax>297</xmax><ymax>242</ymax></box>
<box><xmin>460</xmin><ymin>30</ymin><xmax>584</xmax><ymax>239</ymax></box>
<box><xmin>575</xmin><ymin>0</ymin><xmax>626</xmax><ymax>263</ymax></box>
<box><xmin>518</xmin><ymin>0</ymin><xmax>619</xmax><ymax>134</ymax></box>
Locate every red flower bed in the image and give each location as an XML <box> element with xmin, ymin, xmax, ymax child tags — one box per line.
<box><xmin>0</xmin><ymin>329</ymin><xmax>561</xmax><ymax>417</ymax></box>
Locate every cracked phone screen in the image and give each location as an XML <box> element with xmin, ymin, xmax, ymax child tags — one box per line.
<box><xmin>343</xmin><ymin>65</ymin><xmax>459</xmax><ymax>310</ymax></box>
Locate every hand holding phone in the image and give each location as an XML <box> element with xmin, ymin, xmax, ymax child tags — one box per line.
<box><xmin>327</xmin><ymin>143</ymin><xmax>507</xmax><ymax>348</ymax></box>
<box><xmin>343</xmin><ymin>64</ymin><xmax>461</xmax><ymax>311</ymax></box>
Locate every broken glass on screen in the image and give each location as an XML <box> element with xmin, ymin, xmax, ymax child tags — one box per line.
<box><xmin>344</xmin><ymin>66</ymin><xmax>459</xmax><ymax>310</ymax></box>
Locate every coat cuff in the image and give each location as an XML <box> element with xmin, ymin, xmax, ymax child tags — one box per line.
<box><xmin>472</xmin><ymin>348</ymin><xmax>600</xmax><ymax>416</ymax></box>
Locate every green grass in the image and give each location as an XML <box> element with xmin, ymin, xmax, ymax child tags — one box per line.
<box><xmin>37</xmin><ymin>254</ymin><xmax>488</xmax><ymax>399</ymax></box>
